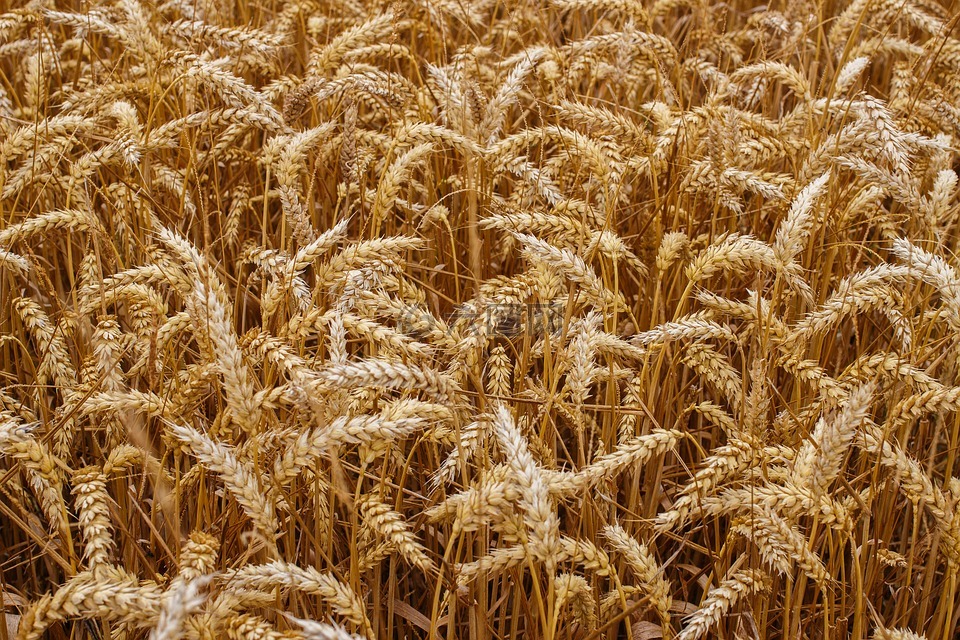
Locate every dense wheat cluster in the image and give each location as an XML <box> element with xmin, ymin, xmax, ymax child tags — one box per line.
<box><xmin>1</xmin><ymin>0</ymin><xmax>960</xmax><ymax>637</ymax></box>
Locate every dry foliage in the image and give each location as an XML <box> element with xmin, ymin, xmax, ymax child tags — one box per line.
<box><xmin>0</xmin><ymin>0</ymin><xmax>959</xmax><ymax>637</ymax></box>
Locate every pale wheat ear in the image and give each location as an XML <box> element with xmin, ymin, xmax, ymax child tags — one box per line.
<box><xmin>149</xmin><ymin>573</ymin><xmax>215</xmax><ymax>640</ymax></box>
<box><xmin>675</xmin><ymin>569</ymin><xmax>771</xmax><ymax>640</ymax></box>
<box><xmin>285</xmin><ymin>615</ymin><xmax>367</xmax><ymax>640</ymax></box>
<box><xmin>226</xmin><ymin>561</ymin><xmax>373</xmax><ymax>637</ymax></box>
<box><xmin>71</xmin><ymin>466</ymin><xmax>115</xmax><ymax>569</ymax></box>
<box><xmin>872</xmin><ymin>627</ymin><xmax>929</xmax><ymax>640</ymax></box>
<box><xmin>603</xmin><ymin>523</ymin><xmax>673</xmax><ymax>632</ymax></box>
<box><xmin>164</xmin><ymin>419</ymin><xmax>279</xmax><ymax>552</ymax></box>
<box><xmin>358</xmin><ymin>493</ymin><xmax>436</xmax><ymax>573</ymax></box>
<box><xmin>179</xmin><ymin>531</ymin><xmax>220</xmax><ymax>580</ymax></box>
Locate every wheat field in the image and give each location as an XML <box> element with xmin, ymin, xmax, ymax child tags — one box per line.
<box><xmin>0</xmin><ymin>0</ymin><xmax>959</xmax><ymax>638</ymax></box>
